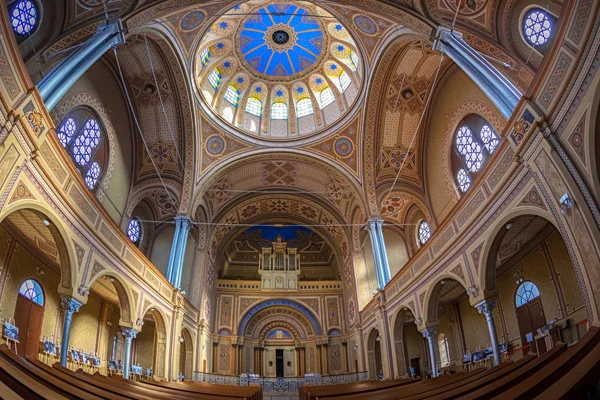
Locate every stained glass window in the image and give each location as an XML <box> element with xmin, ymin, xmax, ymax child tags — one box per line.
<box><xmin>58</xmin><ymin>117</ymin><xmax>76</xmax><ymax>147</ymax></box>
<box><xmin>224</xmin><ymin>85</ymin><xmax>240</xmax><ymax>106</ymax></box>
<box><xmin>418</xmin><ymin>221</ymin><xmax>431</xmax><ymax>245</ymax></box>
<box><xmin>456</xmin><ymin>169</ymin><xmax>471</xmax><ymax>193</ymax></box>
<box><xmin>19</xmin><ymin>279</ymin><xmax>44</xmax><ymax>306</ymax></box>
<box><xmin>339</xmin><ymin>71</ymin><xmax>351</xmax><ymax>92</ymax></box>
<box><xmin>58</xmin><ymin>109</ymin><xmax>106</xmax><ymax>192</ymax></box>
<box><xmin>320</xmin><ymin>87</ymin><xmax>335</xmax><ymax>108</ymax></box>
<box><xmin>296</xmin><ymin>98</ymin><xmax>314</xmax><ymax>117</ymax></box>
<box><xmin>10</xmin><ymin>0</ymin><xmax>38</xmax><ymax>36</ymax></box>
<box><xmin>200</xmin><ymin>48</ymin><xmax>210</xmax><ymax>66</ymax></box>
<box><xmin>453</xmin><ymin>115</ymin><xmax>500</xmax><ymax>194</ymax></box>
<box><xmin>350</xmin><ymin>51</ymin><xmax>359</xmax><ymax>71</ymax></box>
<box><xmin>523</xmin><ymin>8</ymin><xmax>552</xmax><ymax>48</ymax></box>
<box><xmin>127</xmin><ymin>218</ymin><xmax>141</xmax><ymax>244</ymax></box>
<box><xmin>271</xmin><ymin>102</ymin><xmax>288</xmax><ymax>120</ymax></box>
<box><xmin>208</xmin><ymin>69</ymin><xmax>221</xmax><ymax>89</ymax></box>
<box><xmin>515</xmin><ymin>281</ymin><xmax>541</xmax><ymax>307</ymax></box>
<box><xmin>245</xmin><ymin>97</ymin><xmax>262</xmax><ymax>117</ymax></box>
<box><xmin>85</xmin><ymin>162</ymin><xmax>101</xmax><ymax>190</ymax></box>
<box><xmin>72</xmin><ymin>118</ymin><xmax>101</xmax><ymax>166</ymax></box>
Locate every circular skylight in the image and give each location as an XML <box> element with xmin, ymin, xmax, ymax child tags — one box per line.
<box><xmin>11</xmin><ymin>0</ymin><xmax>38</xmax><ymax>36</ymax></box>
<box><xmin>194</xmin><ymin>1</ymin><xmax>363</xmax><ymax>143</ymax></box>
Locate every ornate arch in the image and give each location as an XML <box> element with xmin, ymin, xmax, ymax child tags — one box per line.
<box><xmin>87</xmin><ymin>269</ymin><xmax>136</xmax><ymax>326</ymax></box>
<box><xmin>237</xmin><ymin>299</ymin><xmax>322</xmax><ymax>337</ymax></box>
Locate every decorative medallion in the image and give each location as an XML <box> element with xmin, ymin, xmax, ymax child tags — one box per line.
<box><xmin>206</xmin><ymin>135</ymin><xmax>225</xmax><ymax>155</ymax></box>
<box><xmin>181</xmin><ymin>11</ymin><xmax>205</xmax><ymax>31</ymax></box>
<box><xmin>334</xmin><ymin>137</ymin><xmax>353</xmax><ymax>157</ymax></box>
<box><xmin>353</xmin><ymin>15</ymin><xmax>377</xmax><ymax>35</ymax></box>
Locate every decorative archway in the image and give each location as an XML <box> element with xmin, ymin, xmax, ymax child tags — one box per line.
<box><xmin>238</xmin><ymin>299</ymin><xmax>321</xmax><ymax>338</ymax></box>
<box><xmin>366</xmin><ymin>328</ymin><xmax>382</xmax><ymax>379</ymax></box>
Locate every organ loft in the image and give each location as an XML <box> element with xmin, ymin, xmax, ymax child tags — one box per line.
<box><xmin>258</xmin><ymin>236</ymin><xmax>300</xmax><ymax>290</ymax></box>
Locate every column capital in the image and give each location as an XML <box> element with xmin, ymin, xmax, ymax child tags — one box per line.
<box><xmin>421</xmin><ymin>327</ymin><xmax>437</xmax><ymax>339</ymax></box>
<box><xmin>60</xmin><ymin>296</ymin><xmax>82</xmax><ymax>314</ymax></box>
<box><xmin>432</xmin><ymin>26</ymin><xmax>463</xmax><ymax>51</ymax></box>
<box><xmin>475</xmin><ymin>298</ymin><xmax>497</xmax><ymax>315</ymax></box>
<box><xmin>121</xmin><ymin>328</ymin><xmax>139</xmax><ymax>340</ymax></box>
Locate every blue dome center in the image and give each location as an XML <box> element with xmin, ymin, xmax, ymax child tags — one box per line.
<box><xmin>238</xmin><ymin>3</ymin><xmax>324</xmax><ymax>79</ymax></box>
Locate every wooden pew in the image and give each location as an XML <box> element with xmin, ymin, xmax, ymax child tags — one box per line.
<box><xmin>534</xmin><ymin>337</ymin><xmax>600</xmax><ymax>399</ymax></box>
<box><xmin>299</xmin><ymin>377</ymin><xmax>419</xmax><ymax>400</ymax></box>
<box><xmin>493</xmin><ymin>326</ymin><xmax>600</xmax><ymax>399</ymax></box>
<box><xmin>421</xmin><ymin>355</ymin><xmax>537</xmax><ymax>400</ymax></box>
<box><xmin>139</xmin><ymin>378</ymin><xmax>263</xmax><ymax>400</ymax></box>
<box><xmin>455</xmin><ymin>342</ymin><xmax>568</xmax><ymax>400</ymax></box>
<box><xmin>325</xmin><ymin>369</ymin><xmax>488</xmax><ymax>400</ymax></box>
<box><xmin>0</xmin><ymin>344</ymin><xmax>102</xmax><ymax>399</ymax></box>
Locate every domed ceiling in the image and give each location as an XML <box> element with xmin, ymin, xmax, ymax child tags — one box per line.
<box><xmin>194</xmin><ymin>1</ymin><xmax>363</xmax><ymax>143</ymax></box>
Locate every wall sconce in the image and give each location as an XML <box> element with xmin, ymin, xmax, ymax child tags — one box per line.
<box><xmin>35</xmin><ymin>266</ymin><xmax>45</xmax><ymax>276</ymax></box>
<box><xmin>354</xmin><ymin>344</ymin><xmax>359</xmax><ymax>350</ymax></box>
<box><xmin>415</xmin><ymin>318</ymin><xmax>423</xmax><ymax>326</ymax></box>
<box><xmin>136</xmin><ymin>319</ymin><xmax>144</xmax><ymax>327</ymax></box>
<box><xmin>514</xmin><ymin>270</ymin><xmax>524</xmax><ymax>286</ymax></box>
<box><xmin>466</xmin><ymin>286</ymin><xmax>478</xmax><ymax>297</ymax></box>
<box><xmin>559</xmin><ymin>193</ymin><xmax>573</xmax><ymax>215</ymax></box>
<box><xmin>179</xmin><ymin>335</ymin><xmax>184</xmax><ymax>343</ymax></box>
<box><xmin>375</xmin><ymin>335</ymin><xmax>381</xmax><ymax>342</ymax></box>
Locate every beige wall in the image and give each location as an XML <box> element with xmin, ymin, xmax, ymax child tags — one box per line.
<box><xmin>383</xmin><ymin>229</ymin><xmax>409</xmax><ymax>278</ymax></box>
<box><xmin>135</xmin><ymin>322</ymin><xmax>156</xmax><ymax>370</ymax></box>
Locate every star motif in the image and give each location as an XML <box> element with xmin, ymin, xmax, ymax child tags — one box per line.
<box><xmin>297</xmin><ymin>87</ymin><xmax>304</xmax><ymax>93</ymax></box>
<box><xmin>276</xmin><ymin>90</ymin><xmax>283</xmax><ymax>97</ymax></box>
<box><xmin>335</xmin><ymin>24</ymin><xmax>343</xmax><ymax>31</ymax></box>
<box><xmin>219</xmin><ymin>21</ymin><xmax>228</xmax><ymax>29</ymax></box>
<box><xmin>337</xmin><ymin>45</ymin><xmax>345</xmax><ymax>52</ymax></box>
<box><xmin>217</xmin><ymin>42</ymin><xmax>224</xmax><ymax>49</ymax></box>
<box><xmin>316</xmin><ymin>78</ymin><xmax>323</xmax><ymax>84</ymax></box>
<box><xmin>330</xmin><ymin>64</ymin><xmax>338</xmax><ymax>70</ymax></box>
<box><xmin>255</xmin><ymin>87</ymin><xmax>262</xmax><ymax>93</ymax></box>
<box><xmin>237</xmin><ymin>77</ymin><xmax>244</xmax><ymax>83</ymax></box>
<box><xmin>224</xmin><ymin>61</ymin><xmax>231</xmax><ymax>68</ymax></box>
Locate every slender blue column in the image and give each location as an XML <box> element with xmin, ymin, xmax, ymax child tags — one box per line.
<box><xmin>59</xmin><ymin>297</ymin><xmax>82</xmax><ymax>367</ymax></box>
<box><xmin>368</xmin><ymin>219</ymin><xmax>387</xmax><ymax>290</ymax></box>
<box><xmin>374</xmin><ymin>219</ymin><xmax>392</xmax><ymax>284</ymax></box>
<box><xmin>122</xmin><ymin>328</ymin><xmax>138</xmax><ymax>380</ymax></box>
<box><xmin>172</xmin><ymin>217</ymin><xmax>191</xmax><ymax>289</ymax></box>
<box><xmin>433</xmin><ymin>27</ymin><xmax>521</xmax><ymax>119</ymax></box>
<box><xmin>476</xmin><ymin>299</ymin><xmax>501</xmax><ymax>367</ymax></box>
<box><xmin>37</xmin><ymin>19</ymin><xmax>125</xmax><ymax>111</ymax></box>
<box><xmin>422</xmin><ymin>327</ymin><xmax>439</xmax><ymax>377</ymax></box>
<box><xmin>166</xmin><ymin>219</ymin><xmax>182</xmax><ymax>283</ymax></box>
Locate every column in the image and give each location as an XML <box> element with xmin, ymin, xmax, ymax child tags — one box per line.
<box><xmin>295</xmin><ymin>348</ymin><xmax>301</xmax><ymax>376</ymax></box>
<box><xmin>432</xmin><ymin>27</ymin><xmax>521</xmax><ymax>119</ymax></box>
<box><xmin>476</xmin><ymin>299</ymin><xmax>501</xmax><ymax>367</ymax></box>
<box><xmin>166</xmin><ymin>217</ymin><xmax>192</xmax><ymax>289</ymax></box>
<box><xmin>367</xmin><ymin>218</ymin><xmax>391</xmax><ymax>289</ymax></box>
<box><xmin>212</xmin><ymin>343</ymin><xmax>218</xmax><ymax>373</ymax></box>
<box><xmin>421</xmin><ymin>327</ymin><xmax>439</xmax><ymax>377</ymax></box>
<box><xmin>59</xmin><ymin>297</ymin><xmax>82</xmax><ymax>367</ymax></box>
<box><xmin>122</xmin><ymin>328</ymin><xmax>139</xmax><ymax>380</ymax></box>
<box><xmin>322</xmin><ymin>344</ymin><xmax>329</xmax><ymax>375</ymax></box>
<box><xmin>342</xmin><ymin>342</ymin><xmax>349</xmax><ymax>373</ymax></box>
<box><xmin>37</xmin><ymin>20</ymin><xmax>126</xmax><ymax>111</ymax></box>
<box><xmin>316</xmin><ymin>345</ymin><xmax>322</xmax><ymax>373</ymax></box>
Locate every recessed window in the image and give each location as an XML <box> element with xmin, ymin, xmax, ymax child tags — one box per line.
<box><xmin>320</xmin><ymin>87</ymin><xmax>335</xmax><ymax>109</ymax></box>
<box><xmin>339</xmin><ymin>71</ymin><xmax>351</xmax><ymax>92</ymax></box>
<box><xmin>18</xmin><ymin>279</ymin><xmax>44</xmax><ymax>306</ymax></box>
<box><xmin>515</xmin><ymin>281</ymin><xmax>540</xmax><ymax>307</ymax></box>
<box><xmin>200</xmin><ymin>48</ymin><xmax>210</xmax><ymax>66</ymax></box>
<box><xmin>418</xmin><ymin>221</ymin><xmax>431</xmax><ymax>245</ymax></box>
<box><xmin>245</xmin><ymin>97</ymin><xmax>262</xmax><ymax>117</ymax></box>
<box><xmin>127</xmin><ymin>218</ymin><xmax>142</xmax><ymax>244</ymax></box>
<box><xmin>10</xmin><ymin>0</ymin><xmax>38</xmax><ymax>36</ymax></box>
<box><xmin>271</xmin><ymin>102</ymin><xmax>288</xmax><ymax>120</ymax></box>
<box><xmin>523</xmin><ymin>8</ymin><xmax>553</xmax><ymax>48</ymax></box>
<box><xmin>224</xmin><ymin>85</ymin><xmax>240</xmax><ymax>106</ymax></box>
<box><xmin>58</xmin><ymin>108</ymin><xmax>106</xmax><ymax>192</ymax></box>
<box><xmin>296</xmin><ymin>98</ymin><xmax>314</xmax><ymax>117</ymax></box>
<box><xmin>208</xmin><ymin>69</ymin><xmax>221</xmax><ymax>89</ymax></box>
<box><xmin>452</xmin><ymin>115</ymin><xmax>499</xmax><ymax>194</ymax></box>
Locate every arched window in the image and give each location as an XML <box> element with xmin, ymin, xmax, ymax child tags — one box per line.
<box><xmin>319</xmin><ymin>87</ymin><xmax>335</xmax><ymax>109</ymax></box>
<box><xmin>245</xmin><ymin>97</ymin><xmax>262</xmax><ymax>117</ymax></box>
<box><xmin>452</xmin><ymin>115</ymin><xmax>499</xmax><ymax>193</ymax></box>
<box><xmin>208</xmin><ymin>68</ymin><xmax>221</xmax><ymax>89</ymax></box>
<box><xmin>18</xmin><ymin>279</ymin><xmax>44</xmax><ymax>306</ymax></box>
<box><xmin>515</xmin><ymin>281</ymin><xmax>541</xmax><ymax>307</ymax></box>
<box><xmin>418</xmin><ymin>221</ymin><xmax>431</xmax><ymax>245</ymax></box>
<box><xmin>57</xmin><ymin>108</ymin><xmax>107</xmax><ymax>191</ymax></box>
<box><xmin>200</xmin><ymin>48</ymin><xmax>210</xmax><ymax>66</ymax></box>
<box><xmin>271</xmin><ymin>102</ymin><xmax>288</xmax><ymax>120</ymax></box>
<box><xmin>438</xmin><ymin>333</ymin><xmax>450</xmax><ymax>367</ymax></box>
<box><xmin>224</xmin><ymin>85</ymin><xmax>240</xmax><ymax>106</ymax></box>
<box><xmin>522</xmin><ymin>8</ymin><xmax>555</xmax><ymax>50</ymax></box>
<box><xmin>10</xmin><ymin>0</ymin><xmax>38</xmax><ymax>36</ymax></box>
<box><xmin>127</xmin><ymin>218</ymin><xmax>142</xmax><ymax>244</ymax></box>
<box><xmin>296</xmin><ymin>98</ymin><xmax>314</xmax><ymax>117</ymax></box>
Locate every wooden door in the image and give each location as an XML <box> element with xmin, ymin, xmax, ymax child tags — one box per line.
<box><xmin>14</xmin><ymin>294</ymin><xmax>44</xmax><ymax>357</ymax></box>
<box><xmin>516</xmin><ymin>298</ymin><xmax>546</xmax><ymax>356</ymax></box>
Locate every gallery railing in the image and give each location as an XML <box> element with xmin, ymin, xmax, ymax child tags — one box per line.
<box><xmin>192</xmin><ymin>371</ymin><xmax>369</xmax><ymax>394</ymax></box>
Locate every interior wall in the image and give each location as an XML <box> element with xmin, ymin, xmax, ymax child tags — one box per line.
<box><xmin>135</xmin><ymin>322</ymin><xmax>156</xmax><ymax>370</ymax></box>
<box><xmin>54</xmin><ymin>61</ymin><xmax>133</xmax><ymax>224</ymax></box>
<box><xmin>383</xmin><ymin>229</ymin><xmax>409</xmax><ymax>279</ymax></box>
<box><xmin>363</xmin><ymin>239</ymin><xmax>378</xmax><ymax>295</ymax></box>
<box><xmin>181</xmin><ymin>234</ymin><xmax>197</xmax><ymax>296</ymax></box>
<box><xmin>70</xmin><ymin>295</ymin><xmax>102</xmax><ymax>352</ymax></box>
<box><xmin>150</xmin><ymin>226</ymin><xmax>176</xmax><ymax>278</ymax></box>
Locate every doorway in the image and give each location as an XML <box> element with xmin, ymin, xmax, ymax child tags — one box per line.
<box><xmin>410</xmin><ymin>358</ymin><xmax>421</xmax><ymax>378</ymax></box>
<box><xmin>275</xmin><ymin>349</ymin><xmax>284</xmax><ymax>377</ymax></box>
<box><xmin>515</xmin><ymin>281</ymin><xmax>546</xmax><ymax>356</ymax></box>
<box><xmin>14</xmin><ymin>280</ymin><xmax>45</xmax><ymax>357</ymax></box>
